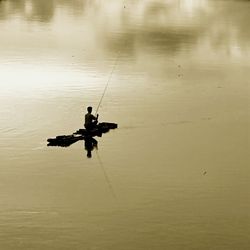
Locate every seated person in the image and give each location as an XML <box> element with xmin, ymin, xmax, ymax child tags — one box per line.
<box><xmin>84</xmin><ymin>106</ymin><xmax>98</xmax><ymax>131</ymax></box>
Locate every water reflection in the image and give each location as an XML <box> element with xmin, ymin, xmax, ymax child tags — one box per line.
<box><xmin>47</xmin><ymin>133</ymin><xmax>98</xmax><ymax>158</ymax></box>
<box><xmin>47</xmin><ymin>122</ymin><xmax>117</xmax><ymax>158</ymax></box>
<box><xmin>0</xmin><ymin>0</ymin><xmax>249</xmax><ymax>58</ymax></box>
<box><xmin>0</xmin><ymin>0</ymin><xmax>85</xmax><ymax>22</ymax></box>
<box><xmin>84</xmin><ymin>137</ymin><xmax>98</xmax><ymax>158</ymax></box>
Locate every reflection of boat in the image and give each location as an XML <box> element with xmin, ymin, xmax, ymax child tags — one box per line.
<box><xmin>47</xmin><ymin>122</ymin><xmax>118</xmax><ymax>147</ymax></box>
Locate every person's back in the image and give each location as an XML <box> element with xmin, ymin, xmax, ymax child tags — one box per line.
<box><xmin>85</xmin><ymin>112</ymin><xmax>95</xmax><ymax>127</ymax></box>
<box><xmin>84</xmin><ymin>106</ymin><xmax>98</xmax><ymax>130</ymax></box>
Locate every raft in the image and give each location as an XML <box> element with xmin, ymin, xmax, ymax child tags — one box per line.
<box><xmin>47</xmin><ymin>122</ymin><xmax>118</xmax><ymax>147</ymax></box>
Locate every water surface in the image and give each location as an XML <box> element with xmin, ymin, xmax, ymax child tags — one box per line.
<box><xmin>0</xmin><ymin>1</ymin><xmax>249</xmax><ymax>249</ymax></box>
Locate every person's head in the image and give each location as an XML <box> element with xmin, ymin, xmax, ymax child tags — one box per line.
<box><xmin>87</xmin><ymin>106</ymin><xmax>92</xmax><ymax>113</ymax></box>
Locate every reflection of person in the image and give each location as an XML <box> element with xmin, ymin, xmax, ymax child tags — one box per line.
<box><xmin>84</xmin><ymin>137</ymin><xmax>98</xmax><ymax>158</ymax></box>
<box><xmin>84</xmin><ymin>106</ymin><xmax>98</xmax><ymax>131</ymax></box>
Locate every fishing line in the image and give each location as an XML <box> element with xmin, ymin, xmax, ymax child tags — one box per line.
<box><xmin>95</xmin><ymin>51</ymin><xmax>120</xmax><ymax>115</ymax></box>
<box><xmin>95</xmin><ymin>150</ymin><xmax>117</xmax><ymax>200</ymax></box>
<box><xmin>92</xmin><ymin>52</ymin><xmax>121</xmax><ymax>201</ymax></box>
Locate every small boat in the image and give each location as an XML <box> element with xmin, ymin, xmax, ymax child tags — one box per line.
<box><xmin>47</xmin><ymin>122</ymin><xmax>118</xmax><ymax>147</ymax></box>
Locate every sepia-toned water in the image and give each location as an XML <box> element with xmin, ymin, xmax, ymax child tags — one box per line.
<box><xmin>0</xmin><ymin>0</ymin><xmax>249</xmax><ymax>249</ymax></box>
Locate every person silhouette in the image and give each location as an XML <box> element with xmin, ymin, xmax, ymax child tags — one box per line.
<box><xmin>84</xmin><ymin>106</ymin><xmax>98</xmax><ymax>131</ymax></box>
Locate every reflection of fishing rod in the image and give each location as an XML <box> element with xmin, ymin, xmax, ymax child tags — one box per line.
<box><xmin>95</xmin><ymin>150</ymin><xmax>117</xmax><ymax>200</ymax></box>
<box><xmin>95</xmin><ymin>51</ymin><xmax>120</xmax><ymax>116</ymax></box>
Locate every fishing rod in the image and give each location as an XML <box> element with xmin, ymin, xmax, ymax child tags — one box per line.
<box><xmin>95</xmin><ymin>51</ymin><xmax>120</xmax><ymax>116</ymax></box>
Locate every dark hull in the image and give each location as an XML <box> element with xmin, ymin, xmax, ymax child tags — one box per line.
<box><xmin>47</xmin><ymin>122</ymin><xmax>118</xmax><ymax>147</ymax></box>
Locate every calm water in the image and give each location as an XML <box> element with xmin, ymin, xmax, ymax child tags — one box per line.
<box><xmin>0</xmin><ymin>0</ymin><xmax>249</xmax><ymax>249</ymax></box>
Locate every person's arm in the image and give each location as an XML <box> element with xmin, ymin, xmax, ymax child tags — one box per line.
<box><xmin>91</xmin><ymin>114</ymin><xmax>98</xmax><ymax>121</ymax></box>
